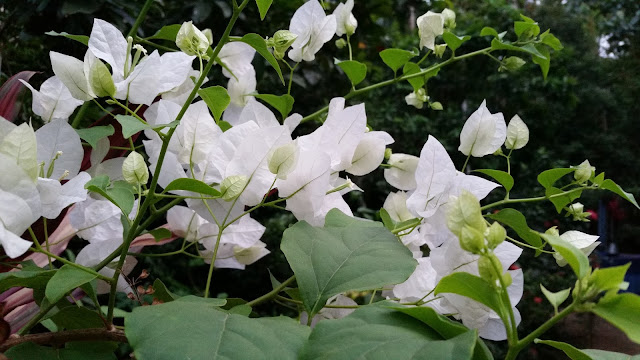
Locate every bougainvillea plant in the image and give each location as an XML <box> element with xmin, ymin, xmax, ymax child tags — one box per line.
<box><xmin>1</xmin><ymin>0</ymin><xmax>639</xmax><ymax>359</ymax></box>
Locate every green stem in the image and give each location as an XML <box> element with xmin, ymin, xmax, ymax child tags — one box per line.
<box><xmin>135</xmin><ymin>36</ymin><xmax>177</xmax><ymax>52</ymax></box>
<box><xmin>505</xmin><ymin>302</ymin><xmax>576</xmax><ymax>360</ymax></box>
<box><xmin>346</xmin><ymin>34</ymin><xmax>353</xmax><ymax>60</ymax></box>
<box><xmin>203</xmin><ymin>230</ymin><xmax>224</xmax><ymax>298</ymax></box>
<box><xmin>299</xmin><ymin>47</ymin><xmax>491</xmax><ymax>123</ymax></box>
<box><xmin>461</xmin><ymin>153</ymin><xmax>471</xmax><ymax>172</ymax></box>
<box><xmin>70</xmin><ymin>102</ymin><xmax>89</xmax><ymax>129</ymax></box>
<box><xmin>127</xmin><ymin>0</ymin><xmax>155</xmax><ymax>38</ymax></box>
<box><xmin>391</xmin><ymin>218</ymin><xmax>422</xmax><ymax>234</ymax></box>
<box><xmin>246</xmin><ymin>275</ymin><xmax>296</xmax><ymax>307</ymax></box>
<box><xmin>29</xmin><ymin>247</ymin><xmax>112</xmax><ymax>282</ymax></box>
<box><xmin>480</xmin><ymin>187</ymin><xmax>590</xmax><ymax>211</ymax></box>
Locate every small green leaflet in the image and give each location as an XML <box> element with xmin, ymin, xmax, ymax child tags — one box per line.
<box><xmin>198</xmin><ymin>86</ymin><xmax>230</xmax><ymax>123</ymax></box>
<box><xmin>76</xmin><ymin>125</ymin><xmax>115</xmax><ymax>148</ymax></box>
<box><xmin>45</xmin><ymin>31</ymin><xmax>89</xmax><ymax>45</ymax></box>
<box><xmin>255</xmin><ymin>0</ymin><xmax>273</xmax><ymax>20</ymax></box>
<box><xmin>599</xmin><ymin>179</ymin><xmax>639</xmax><ymax>208</ymax></box>
<box><xmin>487</xmin><ymin>208</ymin><xmax>543</xmax><ymax>251</ymax></box>
<box><xmin>148</xmin><ymin>228</ymin><xmax>173</xmax><ymax>241</ymax></box>
<box><xmin>540</xmin><ymin>30</ymin><xmax>563</xmax><ymax>50</ymax></box>
<box><xmin>163</xmin><ymin>178</ymin><xmax>221</xmax><ymax>197</ymax></box>
<box><xmin>434</xmin><ymin>272</ymin><xmax>505</xmax><ymax>320</ymax></box>
<box><xmin>45</xmin><ymin>265</ymin><xmax>97</xmax><ymax>304</ymax></box>
<box><xmin>85</xmin><ymin>175</ymin><xmax>135</xmax><ymax>214</ymax></box>
<box><xmin>379</xmin><ymin>48</ymin><xmax>417</xmax><ymax>74</ymax></box>
<box><xmin>147</xmin><ymin>24</ymin><xmax>182</xmax><ymax>42</ymax></box>
<box><xmin>537</xmin><ymin>168</ymin><xmax>575</xmax><ymax>189</ymax></box>
<box><xmin>545</xmin><ymin>186</ymin><xmax>582</xmax><ymax>213</ymax></box>
<box><xmin>115</xmin><ymin>115</ymin><xmax>151</xmax><ymax>139</ymax></box>
<box><xmin>237</xmin><ymin>33</ymin><xmax>285</xmax><ymax>85</ymax></box>
<box><xmin>540</xmin><ymin>284</ymin><xmax>570</xmax><ymax>314</ymax></box>
<box><xmin>335</xmin><ymin>59</ymin><xmax>367</xmax><ymax>86</ymax></box>
<box><xmin>474</xmin><ymin>169</ymin><xmax>514</xmax><ymax>192</ymax></box>
<box><xmin>254</xmin><ymin>93</ymin><xmax>295</xmax><ymax>119</ymax></box>
<box><xmin>442</xmin><ymin>32</ymin><xmax>471</xmax><ymax>52</ymax></box>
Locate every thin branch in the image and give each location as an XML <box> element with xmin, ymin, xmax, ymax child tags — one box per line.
<box><xmin>0</xmin><ymin>328</ymin><xmax>127</xmax><ymax>352</ymax></box>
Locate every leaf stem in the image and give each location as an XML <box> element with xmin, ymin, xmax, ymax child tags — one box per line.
<box><xmin>127</xmin><ymin>0</ymin><xmax>155</xmax><ymax>38</ymax></box>
<box><xmin>246</xmin><ymin>275</ymin><xmax>296</xmax><ymax>307</ymax></box>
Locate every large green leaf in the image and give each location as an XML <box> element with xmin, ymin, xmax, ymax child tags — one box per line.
<box><xmin>281</xmin><ymin>209</ymin><xmax>417</xmax><ymax>317</ymax></box>
<box><xmin>600</xmin><ymin>179</ymin><xmax>639</xmax><ymax>208</ymax></box>
<box><xmin>50</xmin><ymin>306</ymin><xmax>105</xmax><ymax>330</ymax></box>
<box><xmin>442</xmin><ymin>32</ymin><xmax>471</xmax><ymax>52</ymax></box>
<box><xmin>45</xmin><ymin>265</ymin><xmax>97</xmax><ymax>304</ymax></box>
<box><xmin>434</xmin><ymin>272</ymin><xmax>504</xmax><ymax>318</ymax></box>
<box><xmin>474</xmin><ymin>169</ymin><xmax>514</xmax><ymax>192</ymax></box>
<box><xmin>5</xmin><ymin>342</ymin><xmax>116</xmax><ymax>360</ymax></box>
<box><xmin>198</xmin><ymin>86</ymin><xmax>230</xmax><ymax>123</ymax></box>
<box><xmin>535</xmin><ymin>339</ymin><xmax>640</xmax><ymax>360</ymax></box>
<box><xmin>590</xmin><ymin>263</ymin><xmax>630</xmax><ymax>293</ymax></box>
<box><xmin>379</xmin><ymin>48</ymin><xmax>417</xmax><ymax>74</ymax></box>
<box><xmin>85</xmin><ymin>176</ymin><xmax>135</xmax><ymax>215</ymax></box>
<box><xmin>335</xmin><ymin>60</ymin><xmax>367</xmax><ymax>86</ymax></box>
<box><xmin>486</xmin><ymin>209</ymin><xmax>542</xmax><ymax>250</ymax></box>
<box><xmin>592</xmin><ymin>293</ymin><xmax>640</xmax><ymax>344</ymax></box>
<box><xmin>0</xmin><ymin>261</ymin><xmax>55</xmax><ymax>293</ymax></box>
<box><xmin>125</xmin><ymin>299</ymin><xmax>309</xmax><ymax>360</ymax></box>
<box><xmin>391</xmin><ymin>306</ymin><xmax>493</xmax><ymax>360</ymax></box>
<box><xmin>300</xmin><ymin>304</ymin><xmax>477</xmax><ymax>360</ymax></box>
<box><xmin>237</xmin><ymin>33</ymin><xmax>284</xmax><ymax>85</ymax></box>
<box><xmin>540</xmin><ymin>233</ymin><xmax>590</xmax><ymax>279</ymax></box>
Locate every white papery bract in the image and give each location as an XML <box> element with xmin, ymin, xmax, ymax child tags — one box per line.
<box><xmin>383</xmin><ymin>191</ymin><xmax>414</xmax><ymax>223</ymax></box>
<box><xmin>288</xmin><ymin>0</ymin><xmax>337</xmax><ymax>62</ymax></box>
<box><xmin>554</xmin><ymin>230</ymin><xmax>601</xmax><ymax>266</ymax></box>
<box><xmin>505</xmin><ymin>114</ymin><xmax>529</xmax><ymax>150</ymax></box>
<box><xmin>218</xmin><ymin>42</ymin><xmax>256</xmax><ymax>78</ymax></box>
<box><xmin>333</xmin><ymin>0</ymin><xmax>358</xmax><ymax>37</ymax></box>
<box><xmin>19</xmin><ymin>76</ymin><xmax>84</xmax><ymax>122</ymax></box>
<box><xmin>417</xmin><ymin>11</ymin><xmax>444</xmax><ymax>50</ymax></box>
<box><xmin>384</xmin><ymin>153</ymin><xmax>419</xmax><ymax>190</ymax></box>
<box><xmin>70</xmin><ymin>197</ymin><xmax>123</xmax><ymax>243</ymax></box>
<box><xmin>346</xmin><ymin>131</ymin><xmax>394</xmax><ymax>176</ymax></box>
<box><xmin>35</xmin><ymin>119</ymin><xmax>83</xmax><ymax>179</ymax></box>
<box><xmin>458</xmin><ymin>100</ymin><xmax>506</xmax><ymax>157</ymax></box>
<box><xmin>0</xmin><ymin>190</ymin><xmax>36</xmax><ymax>258</ymax></box>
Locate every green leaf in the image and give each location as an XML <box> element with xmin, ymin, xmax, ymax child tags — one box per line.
<box><xmin>379</xmin><ymin>208</ymin><xmax>395</xmax><ymax>230</ymax></box>
<box><xmin>514</xmin><ymin>21</ymin><xmax>540</xmax><ymax>38</ymax></box>
<box><xmin>198</xmin><ymin>86</ymin><xmax>230</xmax><ymax>123</ymax></box>
<box><xmin>540</xmin><ymin>233</ymin><xmax>590</xmax><ymax>279</ymax></box>
<box><xmin>254</xmin><ymin>93</ymin><xmax>295</xmax><ymax>119</ymax></box>
<box><xmin>531</xmin><ymin>44</ymin><xmax>551</xmax><ymax>79</ymax></box>
<box><xmin>45</xmin><ymin>31</ymin><xmax>89</xmax><ymax>45</ymax></box>
<box><xmin>480</xmin><ymin>27</ymin><xmax>499</xmax><ymax>38</ymax></box>
<box><xmin>537</xmin><ymin>168</ymin><xmax>575</xmax><ymax>189</ymax></box>
<box><xmin>434</xmin><ymin>272</ymin><xmax>504</xmax><ymax>318</ymax></box>
<box><xmin>125</xmin><ymin>300</ymin><xmax>309</xmax><ymax>360</ymax></box>
<box><xmin>379</xmin><ymin>48</ymin><xmax>417</xmax><ymax>74</ymax></box>
<box><xmin>51</xmin><ymin>306</ymin><xmax>105</xmax><ymax>330</ymax></box>
<box><xmin>0</xmin><ymin>261</ymin><xmax>55</xmax><ymax>293</ymax></box>
<box><xmin>147</xmin><ymin>24</ymin><xmax>182</xmax><ymax>41</ymax></box>
<box><xmin>115</xmin><ymin>115</ymin><xmax>151</xmax><ymax>139</ymax></box>
<box><xmin>335</xmin><ymin>59</ymin><xmax>367</xmax><ymax>86</ymax></box>
<box><xmin>474</xmin><ymin>169</ymin><xmax>514</xmax><ymax>192</ymax></box>
<box><xmin>163</xmin><ymin>178</ymin><xmax>221</xmax><ymax>197</ymax></box>
<box><xmin>534</xmin><ymin>340</ymin><xmax>593</xmax><ymax>360</ymax></box>
<box><xmin>583</xmin><ymin>349</ymin><xmax>640</xmax><ymax>360</ymax></box>
<box><xmin>237</xmin><ymin>33</ymin><xmax>285</xmax><ymax>85</ymax></box>
<box><xmin>76</xmin><ymin>125</ymin><xmax>115</xmax><ymax>148</ymax></box>
<box><xmin>590</xmin><ymin>263</ymin><xmax>630</xmax><ymax>292</ymax></box>
<box><xmin>592</xmin><ymin>293</ymin><xmax>640</xmax><ymax>344</ymax></box>
<box><xmin>89</xmin><ymin>60</ymin><xmax>116</xmax><ymax>97</ymax></box>
<box><xmin>45</xmin><ymin>264</ymin><xmax>98</xmax><ymax>304</ymax></box>
<box><xmin>391</xmin><ymin>306</ymin><xmax>494</xmax><ymax>360</ymax></box>
<box><xmin>255</xmin><ymin>0</ymin><xmax>273</xmax><ymax>20</ymax></box>
<box><xmin>600</xmin><ymin>179</ymin><xmax>639</xmax><ymax>208</ymax></box>
<box><xmin>545</xmin><ymin>186</ymin><xmax>582</xmax><ymax>213</ymax></box>
<box><xmin>540</xmin><ymin>30</ymin><xmax>563</xmax><ymax>50</ymax></box>
<box><xmin>301</xmin><ymin>304</ymin><xmax>478</xmax><ymax>360</ymax></box>
<box><xmin>540</xmin><ymin>284</ymin><xmax>571</xmax><ymax>313</ymax></box>
<box><xmin>442</xmin><ymin>32</ymin><xmax>471</xmax><ymax>52</ymax></box>
<box><xmin>148</xmin><ymin>228</ymin><xmax>172</xmax><ymax>241</ymax></box>
<box><xmin>490</xmin><ymin>38</ymin><xmax>545</xmax><ymax>58</ymax></box>
<box><xmin>403</xmin><ymin>62</ymin><xmax>424</xmax><ymax>92</ymax></box>
<box><xmin>486</xmin><ymin>209</ymin><xmax>543</xmax><ymax>250</ymax></box>
<box><xmin>5</xmin><ymin>342</ymin><xmax>116</xmax><ymax>360</ymax></box>
<box><xmin>281</xmin><ymin>209</ymin><xmax>417</xmax><ymax>317</ymax></box>
<box><xmin>86</xmin><ymin>179</ymin><xmax>135</xmax><ymax>215</ymax></box>
<box><xmin>593</xmin><ymin>172</ymin><xmax>605</xmax><ymax>186</ymax></box>
<box><xmin>152</xmin><ymin>279</ymin><xmax>181</xmax><ymax>303</ymax></box>
<box><xmin>219</xmin><ymin>121</ymin><xmax>232</xmax><ymax>132</ymax></box>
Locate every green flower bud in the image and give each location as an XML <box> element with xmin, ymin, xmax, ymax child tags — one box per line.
<box><xmin>499</xmin><ymin>56</ymin><xmax>526</xmax><ymax>72</ymax></box>
<box><xmin>202</xmin><ymin>29</ymin><xmax>213</xmax><ymax>45</ymax></box>
<box><xmin>545</xmin><ymin>226</ymin><xmax>560</xmax><ymax>237</ymax></box>
<box><xmin>273</xmin><ymin>30</ymin><xmax>297</xmax><ymax>52</ymax></box>
<box><xmin>122</xmin><ymin>151</ymin><xmax>149</xmax><ymax>185</ymax></box>
<box><xmin>335</xmin><ymin>38</ymin><xmax>348</xmax><ymax>49</ymax></box>
<box><xmin>502</xmin><ymin>271</ymin><xmax>513</xmax><ymax>287</ymax></box>
<box><xmin>460</xmin><ymin>224</ymin><xmax>485</xmax><ymax>254</ymax></box>
<box><xmin>434</xmin><ymin>44</ymin><xmax>447</xmax><ymax>58</ymax></box>
<box><xmin>268</xmin><ymin>142</ymin><xmax>298</xmax><ymax>179</ymax></box>
<box><xmin>384</xmin><ymin>148</ymin><xmax>392</xmax><ymax>161</ymax></box>
<box><xmin>447</xmin><ymin>190</ymin><xmax>487</xmax><ymax>239</ymax></box>
<box><xmin>486</xmin><ymin>222</ymin><xmax>506</xmax><ymax>249</ymax></box>
<box><xmin>176</xmin><ymin>21</ymin><xmax>210</xmax><ymax>56</ymax></box>
<box><xmin>220</xmin><ymin>175</ymin><xmax>249</xmax><ymax>201</ymax></box>
<box><xmin>478</xmin><ymin>255</ymin><xmax>497</xmax><ymax>283</ymax></box>
<box><xmin>566</xmin><ymin>202</ymin><xmax>591</xmax><ymax>222</ymax></box>
<box><xmin>573</xmin><ymin>160</ymin><xmax>595</xmax><ymax>184</ymax></box>
<box><xmin>429</xmin><ymin>101</ymin><xmax>443</xmax><ymax>111</ymax></box>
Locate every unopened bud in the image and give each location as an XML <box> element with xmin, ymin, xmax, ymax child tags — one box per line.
<box><xmin>500</xmin><ymin>56</ymin><xmax>526</xmax><ymax>72</ymax></box>
<box><xmin>202</xmin><ymin>29</ymin><xmax>213</xmax><ymax>45</ymax></box>
<box><xmin>486</xmin><ymin>222</ymin><xmax>506</xmax><ymax>249</ymax></box>
<box><xmin>478</xmin><ymin>255</ymin><xmax>497</xmax><ymax>283</ymax></box>
<box><xmin>434</xmin><ymin>44</ymin><xmax>447</xmax><ymax>58</ymax></box>
<box><xmin>220</xmin><ymin>175</ymin><xmax>249</xmax><ymax>201</ymax></box>
<box><xmin>442</xmin><ymin>9</ymin><xmax>456</xmax><ymax>29</ymax></box>
<box><xmin>459</xmin><ymin>224</ymin><xmax>485</xmax><ymax>254</ymax></box>
<box><xmin>573</xmin><ymin>160</ymin><xmax>595</xmax><ymax>184</ymax></box>
<box><xmin>384</xmin><ymin>148</ymin><xmax>392</xmax><ymax>161</ymax></box>
<box><xmin>566</xmin><ymin>202</ymin><xmax>591</xmax><ymax>222</ymax></box>
<box><xmin>545</xmin><ymin>226</ymin><xmax>560</xmax><ymax>237</ymax></box>
<box><xmin>176</xmin><ymin>21</ymin><xmax>210</xmax><ymax>56</ymax></box>
<box><xmin>122</xmin><ymin>151</ymin><xmax>149</xmax><ymax>185</ymax></box>
<box><xmin>335</xmin><ymin>38</ymin><xmax>347</xmax><ymax>49</ymax></box>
